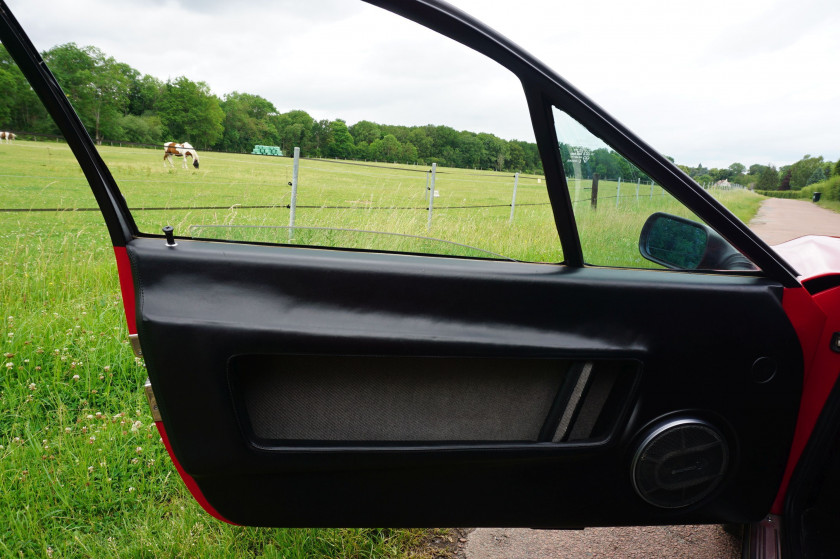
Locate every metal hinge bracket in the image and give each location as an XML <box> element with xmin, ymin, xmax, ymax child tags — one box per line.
<box><xmin>144</xmin><ymin>377</ymin><xmax>162</xmax><ymax>422</ymax></box>
<box><xmin>129</xmin><ymin>334</ymin><xmax>142</xmax><ymax>358</ymax></box>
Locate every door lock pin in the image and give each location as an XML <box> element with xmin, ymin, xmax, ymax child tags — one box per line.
<box><xmin>162</xmin><ymin>225</ymin><xmax>177</xmax><ymax>247</ymax></box>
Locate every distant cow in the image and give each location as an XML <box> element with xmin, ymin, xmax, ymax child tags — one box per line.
<box><xmin>163</xmin><ymin>142</ymin><xmax>199</xmax><ymax>169</ymax></box>
<box><xmin>0</xmin><ymin>131</ymin><xmax>16</xmax><ymax>142</ymax></box>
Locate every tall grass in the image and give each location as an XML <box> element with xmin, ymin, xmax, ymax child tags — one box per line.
<box><xmin>0</xmin><ymin>140</ymin><xmax>763</xmax><ymax>557</ymax></box>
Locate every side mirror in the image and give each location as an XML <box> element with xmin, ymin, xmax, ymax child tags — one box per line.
<box><xmin>639</xmin><ymin>212</ymin><xmax>757</xmax><ymax>271</ymax></box>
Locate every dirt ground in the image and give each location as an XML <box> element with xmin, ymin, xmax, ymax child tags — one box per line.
<box><xmin>462</xmin><ymin>197</ymin><xmax>840</xmax><ymax>559</ymax></box>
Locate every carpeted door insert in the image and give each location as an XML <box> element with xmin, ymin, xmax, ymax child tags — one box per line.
<box><xmin>232</xmin><ymin>355</ymin><xmax>570</xmax><ymax>443</ymax></box>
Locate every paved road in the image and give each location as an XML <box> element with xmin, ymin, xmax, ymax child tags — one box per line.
<box><xmin>748</xmin><ymin>197</ymin><xmax>840</xmax><ymax>245</ymax></box>
<box><xmin>464</xmin><ymin>197</ymin><xmax>840</xmax><ymax>559</ymax></box>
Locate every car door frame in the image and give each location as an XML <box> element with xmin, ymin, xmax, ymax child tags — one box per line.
<box><xmin>0</xmin><ymin>0</ymin><xmax>814</xmax><ymax>531</ymax></box>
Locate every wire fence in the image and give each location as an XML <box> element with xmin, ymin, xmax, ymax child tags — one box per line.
<box><xmin>0</xmin><ymin>138</ymin><xmax>743</xmax><ymax>223</ymax></box>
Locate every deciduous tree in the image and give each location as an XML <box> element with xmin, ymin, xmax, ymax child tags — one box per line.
<box><xmin>757</xmin><ymin>164</ymin><xmax>779</xmax><ymax>190</ymax></box>
<box><xmin>0</xmin><ymin>45</ymin><xmax>45</xmax><ymax>132</ymax></box>
<box><xmin>326</xmin><ymin>119</ymin><xmax>354</xmax><ymax>159</ymax></box>
<box><xmin>158</xmin><ymin>76</ymin><xmax>224</xmax><ymax>148</ymax></box>
<box><xmin>273</xmin><ymin>110</ymin><xmax>315</xmax><ymax>155</ymax></box>
<box><xmin>779</xmin><ymin>168</ymin><xmax>792</xmax><ymax>191</ymax></box>
<box><xmin>789</xmin><ymin>155</ymin><xmax>824</xmax><ymax>189</ymax></box>
<box><xmin>218</xmin><ymin>92</ymin><xmax>277</xmax><ymax>153</ymax></box>
<box><xmin>44</xmin><ymin>43</ymin><xmax>133</xmax><ymax>142</ymax></box>
<box><xmin>806</xmin><ymin>167</ymin><xmax>826</xmax><ymax>185</ymax></box>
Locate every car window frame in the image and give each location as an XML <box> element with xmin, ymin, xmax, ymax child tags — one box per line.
<box><xmin>0</xmin><ymin>0</ymin><xmax>801</xmax><ymax>287</ymax></box>
<box><xmin>365</xmin><ymin>0</ymin><xmax>800</xmax><ymax>285</ymax></box>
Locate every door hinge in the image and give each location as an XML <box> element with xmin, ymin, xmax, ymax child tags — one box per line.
<box><xmin>744</xmin><ymin>514</ymin><xmax>782</xmax><ymax>559</ymax></box>
<box><xmin>144</xmin><ymin>378</ymin><xmax>162</xmax><ymax>422</ymax></box>
<box><xmin>129</xmin><ymin>334</ymin><xmax>142</xmax><ymax>358</ymax></box>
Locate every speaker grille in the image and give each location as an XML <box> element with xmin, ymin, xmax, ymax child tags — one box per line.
<box><xmin>632</xmin><ymin>419</ymin><xmax>729</xmax><ymax>509</ymax></box>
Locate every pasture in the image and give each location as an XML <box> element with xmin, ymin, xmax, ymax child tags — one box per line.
<box><xmin>0</xmin><ymin>140</ymin><xmax>762</xmax><ymax>557</ymax></box>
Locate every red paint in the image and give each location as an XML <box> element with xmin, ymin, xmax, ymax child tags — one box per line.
<box><xmin>155</xmin><ymin>421</ymin><xmax>238</xmax><ymax>525</ymax></box>
<box><xmin>771</xmin><ymin>286</ymin><xmax>840</xmax><ymax>514</ymax></box>
<box><xmin>119</xmin><ymin>247</ymin><xmax>232</xmax><ymax>523</ymax></box>
<box><xmin>113</xmin><ymin>246</ymin><xmax>137</xmax><ymax>335</ymax></box>
<box><xmin>781</xmin><ymin>287</ymin><xmax>825</xmax><ymax>381</ymax></box>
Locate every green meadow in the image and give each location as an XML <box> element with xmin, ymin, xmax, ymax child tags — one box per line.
<box><xmin>0</xmin><ymin>140</ymin><xmax>762</xmax><ymax>558</ymax></box>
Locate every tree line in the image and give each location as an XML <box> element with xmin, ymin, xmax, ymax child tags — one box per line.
<box><xmin>0</xmin><ymin>43</ymin><xmax>543</xmax><ymax>173</ymax></box>
<box><xmin>675</xmin><ymin>157</ymin><xmax>839</xmax><ymax>191</ymax></box>
<box><xmin>2</xmin><ymin>42</ymin><xmax>836</xmax><ymax>182</ymax></box>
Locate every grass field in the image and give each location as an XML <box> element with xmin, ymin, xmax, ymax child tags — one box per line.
<box><xmin>0</xmin><ymin>140</ymin><xmax>763</xmax><ymax>558</ymax></box>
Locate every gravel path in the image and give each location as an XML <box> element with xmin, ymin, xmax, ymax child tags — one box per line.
<box><xmin>464</xmin><ymin>197</ymin><xmax>838</xmax><ymax>558</ymax></box>
<box><xmin>465</xmin><ymin>526</ymin><xmax>740</xmax><ymax>559</ymax></box>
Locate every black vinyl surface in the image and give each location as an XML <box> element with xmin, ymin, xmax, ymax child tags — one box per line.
<box><xmin>129</xmin><ymin>237</ymin><xmax>802</xmax><ymax>527</ymax></box>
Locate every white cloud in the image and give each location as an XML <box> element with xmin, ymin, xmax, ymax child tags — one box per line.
<box><xmin>6</xmin><ymin>0</ymin><xmax>840</xmax><ymax>167</ymax></box>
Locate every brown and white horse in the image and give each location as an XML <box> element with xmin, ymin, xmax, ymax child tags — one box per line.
<box><xmin>163</xmin><ymin>142</ymin><xmax>199</xmax><ymax>169</ymax></box>
<box><xmin>0</xmin><ymin>131</ymin><xmax>16</xmax><ymax>143</ymax></box>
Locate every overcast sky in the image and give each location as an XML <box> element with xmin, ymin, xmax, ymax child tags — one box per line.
<box><xmin>7</xmin><ymin>0</ymin><xmax>840</xmax><ymax>169</ymax></box>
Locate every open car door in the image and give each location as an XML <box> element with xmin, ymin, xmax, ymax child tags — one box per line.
<box><xmin>2</xmin><ymin>0</ymin><xmax>832</xmax><ymax>542</ymax></box>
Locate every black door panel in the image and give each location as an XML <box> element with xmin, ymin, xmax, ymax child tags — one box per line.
<box><xmin>128</xmin><ymin>237</ymin><xmax>801</xmax><ymax>526</ymax></box>
<box><xmin>0</xmin><ymin>0</ymin><xmax>812</xmax><ymax>535</ymax></box>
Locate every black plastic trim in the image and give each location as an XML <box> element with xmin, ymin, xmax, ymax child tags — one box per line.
<box><xmin>783</xmin><ymin>356</ymin><xmax>840</xmax><ymax>557</ymax></box>
<box><xmin>802</xmin><ymin>274</ymin><xmax>840</xmax><ymax>295</ymax></box>
<box><xmin>538</xmin><ymin>361</ymin><xmax>586</xmax><ymax>442</ymax></box>
<box><xmin>524</xmin><ymin>86</ymin><xmax>583</xmax><ymax>266</ymax></box>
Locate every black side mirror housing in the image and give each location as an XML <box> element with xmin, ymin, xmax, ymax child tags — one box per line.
<box><xmin>639</xmin><ymin>212</ymin><xmax>757</xmax><ymax>271</ymax></box>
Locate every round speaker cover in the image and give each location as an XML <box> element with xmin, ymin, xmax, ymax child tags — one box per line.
<box><xmin>632</xmin><ymin>419</ymin><xmax>729</xmax><ymax>509</ymax></box>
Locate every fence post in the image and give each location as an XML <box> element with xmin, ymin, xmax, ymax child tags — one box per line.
<box><xmin>425</xmin><ymin>170</ymin><xmax>430</xmax><ymax>202</ymax></box>
<box><xmin>509</xmin><ymin>172</ymin><xmax>520</xmax><ymax>223</ymax></box>
<box><xmin>616</xmin><ymin>177</ymin><xmax>621</xmax><ymax>207</ymax></box>
<box><xmin>591</xmin><ymin>173</ymin><xmax>599</xmax><ymax>209</ymax></box>
<box><xmin>636</xmin><ymin>178</ymin><xmax>640</xmax><ymax>202</ymax></box>
<box><xmin>288</xmin><ymin>146</ymin><xmax>300</xmax><ymax>241</ymax></box>
<box><xmin>427</xmin><ymin>162</ymin><xmax>437</xmax><ymax>230</ymax></box>
<box><xmin>649</xmin><ymin>179</ymin><xmax>654</xmax><ymax>198</ymax></box>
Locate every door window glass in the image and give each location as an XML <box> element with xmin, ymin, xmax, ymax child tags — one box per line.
<box><xmin>553</xmin><ymin>107</ymin><xmax>757</xmax><ymax>272</ymax></box>
<box><xmin>9</xmin><ymin>1</ymin><xmax>562</xmax><ymax>263</ymax></box>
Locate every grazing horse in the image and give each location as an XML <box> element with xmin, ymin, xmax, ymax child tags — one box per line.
<box><xmin>163</xmin><ymin>142</ymin><xmax>199</xmax><ymax>169</ymax></box>
<box><xmin>0</xmin><ymin>131</ymin><xmax>15</xmax><ymax>143</ymax></box>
